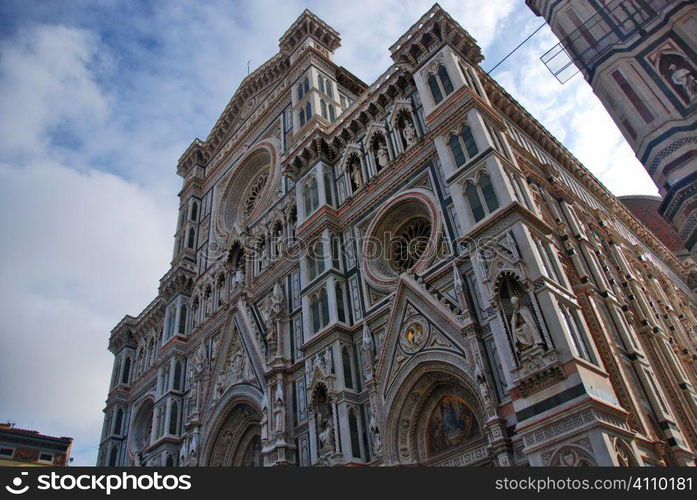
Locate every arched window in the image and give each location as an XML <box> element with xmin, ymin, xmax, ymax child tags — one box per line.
<box><xmin>326</xmin><ymin>80</ymin><xmax>334</xmax><ymax>98</ymax></box>
<box><xmin>336</xmin><ymin>283</ymin><xmax>346</xmax><ymax>323</ymax></box>
<box><xmin>449</xmin><ymin>133</ymin><xmax>465</xmax><ymax>167</ymax></box>
<box><xmin>299</xmin><ymin>108</ymin><xmax>306</xmax><ymax>127</ymax></box>
<box><xmin>331</xmin><ymin>236</ymin><xmax>341</xmax><ymax>270</ymax></box>
<box><xmin>169</xmin><ymin>402</ymin><xmax>179</xmax><ymax>435</ymax></box>
<box><xmin>308</xmin><ymin>241</ymin><xmax>325</xmax><ymax>280</ymax></box>
<box><xmin>173</xmin><ymin>360</ymin><xmax>182</xmax><ymax>390</ymax></box>
<box><xmin>318</xmin><ymin>74</ymin><xmax>325</xmax><ymax>93</ymax></box>
<box><xmin>320</xmin><ymin>99</ymin><xmax>327</xmax><ymax>119</ymax></box>
<box><xmin>305</xmin><ymin>102</ymin><xmax>312</xmax><ymax>121</ymax></box>
<box><xmin>466</xmin><ymin>182</ymin><xmax>485</xmax><ymax>222</ymax></box>
<box><xmin>189</xmin><ymin>201</ymin><xmax>198</xmax><ymax>221</ymax></box>
<box><xmin>311</xmin><ymin>294</ymin><xmax>321</xmax><ymax>333</ymax></box>
<box><xmin>348</xmin><ymin>409</ymin><xmax>361</xmax><ymax>459</ymax></box>
<box><xmin>309</xmin><ymin>287</ymin><xmax>330</xmax><ymax>333</ymax></box>
<box><xmin>187</xmin><ymin>228</ymin><xmax>195</xmax><ymax>249</ymax></box>
<box><xmin>304</xmin><ymin>177</ymin><xmax>319</xmax><ymax>216</ymax></box>
<box><xmin>298</xmin><ymin>76</ymin><xmax>309</xmax><ymax>100</ymax></box>
<box><xmin>328</xmin><ymin>104</ymin><xmax>335</xmax><ymax>122</ymax></box>
<box><xmin>165</xmin><ymin>454</ymin><xmax>174</xmax><ymax>467</ymax></box>
<box><xmin>478</xmin><ymin>173</ymin><xmax>499</xmax><ymax>213</ymax></box>
<box><xmin>438</xmin><ymin>65</ymin><xmax>454</xmax><ymax>94</ymax></box>
<box><xmin>461</xmin><ymin>124</ymin><xmax>478</xmax><ymax>157</ymax></box>
<box><xmin>178</xmin><ymin>304</ymin><xmax>187</xmax><ymax>335</ymax></box>
<box><xmin>428</xmin><ymin>73</ymin><xmax>443</xmax><ymax>104</ymax></box>
<box><xmin>108</xmin><ymin>446</ymin><xmax>118</xmax><ymax>467</ymax></box>
<box><xmin>113</xmin><ymin>408</ymin><xmax>123</xmax><ymax>435</ymax></box>
<box><xmin>320</xmin><ymin>287</ymin><xmax>330</xmax><ymax>327</ymax></box>
<box><xmin>121</xmin><ymin>357</ymin><xmax>131</xmax><ymax>384</ymax></box>
<box><xmin>448</xmin><ymin>123</ymin><xmax>479</xmax><ymax>167</ymax></box>
<box><xmin>428</xmin><ymin>64</ymin><xmax>454</xmax><ymax>104</ymax></box>
<box><xmin>342</xmin><ymin>347</ymin><xmax>353</xmax><ymax>388</ymax></box>
<box><xmin>323</xmin><ymin>170</ymin><xmax>333</xmax><ymax>206</ymax></box>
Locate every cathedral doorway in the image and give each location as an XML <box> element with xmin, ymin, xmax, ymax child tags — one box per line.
<box><xmin>204</xmin><ymin>399</ymin><xmax>262</xmax><ymax>466</ymax></box>
<box><xmin>384</xmin><ymin>363</ymin><xmax>490</xmax><ymax>466</ymax></box>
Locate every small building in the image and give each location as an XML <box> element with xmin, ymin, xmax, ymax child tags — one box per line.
<box><xmin>0</xmin><ymin>422</ymin><xmax>72</xmax><ymax>466</ymax></box>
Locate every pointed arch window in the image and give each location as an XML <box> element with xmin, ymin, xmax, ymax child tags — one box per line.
<box><xmin>304</xmin><ymin>176</ymin><xmax>319</xmax><ymax>216</ymax></box>
<box><xmin>299</xmin><ymin>108</ymin><xmax>306</xmax><ymax>127</ymax></box>
<box><xmin>328</xmin><ymin>104</ymin><xmax>335</xmax><ymax>122</ymax></box>
<box><xmin>461</xmin><ymin>124</ymin><xmax>478</xmax><ymax>157</ymax></box>
<box><xmin>121</xmin><ymin>357</ymin><xmax>131</xmax><ymax>384</ymax></box>
<box><xmin>438</xmin><ymin>64</ymin><xmax>454</xmax><ymax>94</ymax></box>
<box><xmin>428</xmin><ymin>64</ymin><xmax>454</xmax><ymax>104</ymax></box>
<box><xmin>479</xmin><ymin>173</ymin><xmax>499</xmax><ymax>213</ymax></box>
<box><xmin>465</xmin><ymin>182</ymin><xmax>485</xmax><ymax>223</ymax></box>
<box><xmin>187</xmin><ymin>227</ymin><xmax>195</xmax><ymax>249</ymax></box>
<box><xmin>325</xmin><ymin>79</ymin><xmax>334</xmax><ymax>98</ymax></box>
<box><xmin>448</xmin><ymin>123</ymin><xmax>479</xmax><ymax>168</ymax></box>
<box><xmin>310</xmin><ymin>287</ymin><xmax>330</xmax><ymax>333</ymax></box>
<box><xmin>320</xmin><ymin>99</ymin><xmax>328</xmax><ymax>119</ymax></box>
<box><xmin>336</xmin><ymin>283</ymin><xmax>346</xmax><ymax>323</ymax></box>
<box><xmin>173</xmin><ymin>360</ymin><xmax>183</xmax><ymax>390</ymax></box>
<box><xmin>465</xmin><ymin>172</ymin><xmax>499</xmax><ymax>223</ymax></box>
<box><xmin>342</xmin><ymin>347</ymin><xmax>353</xmax><ymax>389</ymax></box>
<box><xmin>449</xmin><ymin>133</ymin><xmax>465</xmax><ymax>167</ymax></box>
<box><xmin>305</xmin><ymin>102</ymin><xmax>312</xmax><ymax>121</ymax></box>
<box><xmin>298</xmin><ymin>76</ymin><xmax>310</xmax><ymax>100</ymax></box>
<box><xmin>169</xmin><ymin>402</ymin><xmax>179</xmax><ymax>435</ymax></box>
<box><xmin>324</xmin><ymin>170</ymin><xmax>334</xmax><ymax>206</ymax></box>
<box><xmin>428</xmin><ymin>74</ymin><xmax>443</xmax><ymax>104</ymax></box>
<box><xmin>189</xmin><ymin>201</ymin><xmax>198</xmax><ymax>221</ymax></box>
<box><xmin>348</xmin><ymin>408</ymin><xmax>361</xmax><ymax>458</ymax></box>
<box><xmin>113</xmin><ymin>408</ymin><xmax>123</xmax><ymax>435</ymax></box>
<box><xmin>178</xmin><ymin>304</ymin><xmax>187</xmax><ymax>335</ymax></box>
<box><xmin>308</xmin><ymin>241</ymin><xmax>325</xmax><ymax>280</ymax></box>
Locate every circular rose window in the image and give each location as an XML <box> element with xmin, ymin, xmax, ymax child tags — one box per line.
<box><xmin>362</xmin><ymin>189</ymin><xmax>441</xmax><ymax>291</ymax></box>
<box><xmin>390</xmin><ymin>217</ymin><xmax>432</xmax><ymax>272</ymax></box>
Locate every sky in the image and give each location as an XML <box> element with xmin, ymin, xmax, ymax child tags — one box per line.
<box><xmin>0</xmin><ymin>0</ymin><xmax>659</xmax><ymax>466</ymax></box>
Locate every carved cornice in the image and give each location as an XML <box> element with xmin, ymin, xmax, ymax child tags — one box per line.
<box><xmin>389</xmin><ymin>3</ymin><xmax>482</xmax><ymax>69</ymax></box>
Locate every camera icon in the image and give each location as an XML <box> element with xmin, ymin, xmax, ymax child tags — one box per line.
<box><xmin>5</xmin><ymin>472</ymin><xmax>29</xmax><ymax>495</ymax></box>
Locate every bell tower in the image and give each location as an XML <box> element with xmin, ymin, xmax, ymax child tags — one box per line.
<box><xmin>528</xmin><ymin>0</ymin><xmax>696</xmax><ymax>257</ymax></box>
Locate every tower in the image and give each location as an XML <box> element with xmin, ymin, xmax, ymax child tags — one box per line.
<box><xmin>528</xmin><ymin>0</ymin><xmax>696</xmax><ymax>257</ymax></box>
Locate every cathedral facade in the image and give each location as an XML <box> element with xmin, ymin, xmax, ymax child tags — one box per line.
<box><xmin>98</xmin><ymin>5</ymin><xmax>697</xmax><ymax>467</ymax></box>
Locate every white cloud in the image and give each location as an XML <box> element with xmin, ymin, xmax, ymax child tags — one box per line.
<box><xmin>0</xmin><ymin>24</ymin><xmax>109</xmax><ymax>160</ymax></box>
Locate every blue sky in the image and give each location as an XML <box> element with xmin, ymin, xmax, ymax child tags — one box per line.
<box><xmin>0</xmin><ymin>0</ymin><xmax>658</xmax><ymax>466</ymax></box>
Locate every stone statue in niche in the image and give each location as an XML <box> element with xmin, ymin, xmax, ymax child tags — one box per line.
<box><xmin>349</xmin><ymin>160</ymin><xmax>363</xmax><ymax>191</ymax></box>
<box><xmin>361</xmin><ymin>322</ymin><xmax>374</xmax><ymax>379</ymax></box>
<box><xmin>376</xmin><ymin>143</ymin><xmax>389</xmax><ymax>169</ymax></box>
<box><xmin>402</xmin><ymin>118</ymin><xmax>417</xmax><ymax>146</ymax></box>
<box><xmin>318</xmin><ymin>415</ymin><xmax>335</xmax><ymax>453</ymax></box>
<box><xmin>369</xmin><ymin>405</ymin><xmax>381</xmax><ymax>454</ymax></box>
<box><xmin>658</xmin><ymin>51</ymin><xmax>697</xmax><ymax>104</ymax></box>
<box><xmin>669</xmin><ymin>63</ymin><xmax>696</xmax><ymax>102</ymax></box>
<box><xmin>273</xmin><ymin>381</ymin><xmax>286</xmax><ymax>436</ymax></box>
<box><xmin>509</xmin><ymin>295</ymin><xmax>543</xmax><ymax>351</ymax></box>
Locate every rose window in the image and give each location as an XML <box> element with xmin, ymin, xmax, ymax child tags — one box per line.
<box><xmin>243</xmin><ymin>172</ymin><xmax>269</xmax><ymax>217</ymax></box>
<box><xmin>390</xmin><ymin>217</ymin><xmax>432</xmax><ymax>272</ymax></box>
